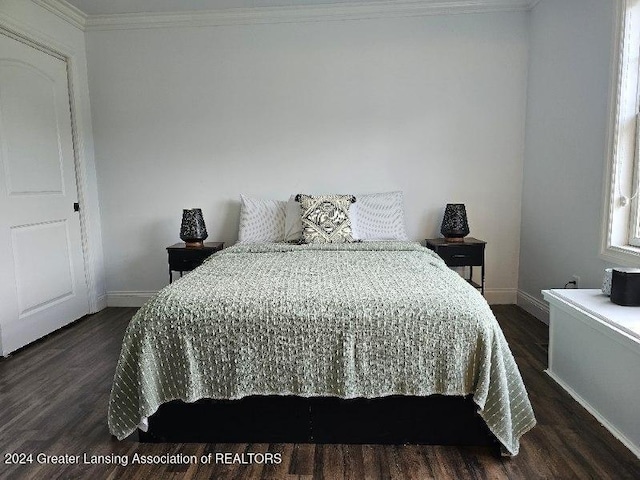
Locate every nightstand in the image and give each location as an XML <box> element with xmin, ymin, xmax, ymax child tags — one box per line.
<box><xmin>425</xmin><ymin>237</ymin><xmax>486</xmax><ymax>295</ymax></box>
<box><xmin>166</xmin><ymin>242</ymin><xmax>224</xmax><ymax>283</ymax></box>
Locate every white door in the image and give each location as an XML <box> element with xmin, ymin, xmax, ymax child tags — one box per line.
<box><xmin>0</xmin><ymin>33</ymin><xmax>89</xmax><ymax>356</ymax></box>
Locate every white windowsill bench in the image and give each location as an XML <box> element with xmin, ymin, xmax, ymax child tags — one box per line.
<box><xmin>542</xmin><ymin>289</ymin><xmax>640</xmax><ymax>459</ymax></box>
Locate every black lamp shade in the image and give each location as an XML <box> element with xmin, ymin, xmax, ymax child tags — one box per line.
<box><xmin>440</xmin><ymin>204</ymin><xmax>470</xmax><ymax>241</ymax></box>
<box><xmin>180</xmin><ymin>208</ymin><xmax>208</xmax><ymax>246</ymax></box>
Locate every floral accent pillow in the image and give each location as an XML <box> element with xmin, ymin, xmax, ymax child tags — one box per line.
<box><xmin>296</xmin><ymin>194</ymin><xmax>356</xmax><ymax>244</ymax></box>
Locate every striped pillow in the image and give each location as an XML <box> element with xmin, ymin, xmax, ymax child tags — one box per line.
<box><xmin>350</xmin><ymin>191</ymin><xmax>408</xmax><ymax>241</ymax></box>
<box><xmin>237</xmin><ymin>195</ymin><xmax>286</xmax><ymax>243</ymax></box>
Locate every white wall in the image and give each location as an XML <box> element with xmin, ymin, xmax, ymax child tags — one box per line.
<box><xmin>86</xmin><ymin>12</ymin><xmax>530</xmax><ymax>304</ymax></box>
<box><xmin>0</xmin><ymin>0</ymin><xmax>106</xmax><ymax>311</ymax></box>
<box><xmin>518</xmin><ymin>0</ymin><xmax>615</xmax><ymax>321</ymax></box>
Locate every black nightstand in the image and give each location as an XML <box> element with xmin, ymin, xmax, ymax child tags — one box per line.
<box><xmin>425</xmin><ymin>237</ymin><xmax>486</xmax><ymax>295</ymax></box>
<box><xmin>167</xmin><ymin>242</ymin><xmax>224</xmax><ymax>283</ymax></box>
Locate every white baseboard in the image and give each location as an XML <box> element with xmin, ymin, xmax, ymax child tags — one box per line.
<box><xmin>485</xmin><ymin>288</ymin><xmax>517</xmax><ymax>305</ymax></box>
<box><xmin>94</xmin><ymin>294</ymin><xmax>108</xmax><ymax>312</ymax></box>
<box><xmin>106</xmin><ymin>291</ymin><xmax>156</xmax><ymax>307</ymax></box>
<box><xmin>545</xmin><ymin>369</ymin><xmax>640</xmax><ymax>460</ymax></box>
<box><xmin>517</xmin><ymin>289</ymin><xmax>549</xmax><ymax>324</ymax></box>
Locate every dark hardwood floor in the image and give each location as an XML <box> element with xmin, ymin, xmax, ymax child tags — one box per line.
<box><xmin>0</xmin><ymin>305</ymin><xmax>638</xmax><ymax>479</ymax></box>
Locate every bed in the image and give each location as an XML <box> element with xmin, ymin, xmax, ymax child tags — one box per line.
<box><xmin>108</xmin><ymin>240</ymin><xmax>536</xmax><ymax>456</ymax></box>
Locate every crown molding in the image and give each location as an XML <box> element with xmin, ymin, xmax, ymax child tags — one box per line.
<box><xmin>33</xmin><ymin>0</ymin><xmax>540</xmax><ymax>32</ymax></box>
<box><xmin>83</xmin><ymin>0</ymin><xmax>537</xmax><ymax>31</ymax></box>
<box><xmin>32</xmin><ymin>0</ymin><xmax>87</xmax><ymax>30</ymax></box>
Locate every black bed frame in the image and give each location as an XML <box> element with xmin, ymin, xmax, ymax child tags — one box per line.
<box><xmin>138</xmin><ymin>394</ymin><xmax>498</xmax><ymax>450</ymax></box>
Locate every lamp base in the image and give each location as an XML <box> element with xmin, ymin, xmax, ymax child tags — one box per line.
<box><xmin>184</xmin><ymin>241</ymin><xmax>204</xmax><ymax>248</ymax></box>
<box><xmin>444</xmin><ymin>237</ymin><xmax>465</xmax><ymax>243</ymax></box>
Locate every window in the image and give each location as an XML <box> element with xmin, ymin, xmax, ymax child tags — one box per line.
<box><xmin>601</xmin><ymin>0</ymin><xmax>640</xmax><ymax>265</ymax></box>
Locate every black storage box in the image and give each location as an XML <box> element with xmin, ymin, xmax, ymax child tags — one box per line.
<box><xmin>611</xmin><ymin>268</ymin><xmax>640</xmax><ymax>306</ymax></box>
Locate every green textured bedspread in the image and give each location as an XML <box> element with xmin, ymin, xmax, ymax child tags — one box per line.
<box><xmin>108</xmin><ymin>242</ymin><xmax>535</xmax><ymax>455</ymax></box>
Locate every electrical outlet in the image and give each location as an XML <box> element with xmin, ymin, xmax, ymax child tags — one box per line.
<box><xmin>572</xmin><ymin>275</ymin><xmax>580</xmax><ymax>288</ymax></box>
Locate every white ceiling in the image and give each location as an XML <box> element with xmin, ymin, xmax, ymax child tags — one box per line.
<box><xmin>64</xmin><ymin>0</ymin><xmax>377</xmax><ymax>16</ymax></box>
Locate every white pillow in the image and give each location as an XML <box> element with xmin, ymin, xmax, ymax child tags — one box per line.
<box><xmin>283</xmin><ymin>195</ymin><xmax>303</xmax><ymax>242</ymax></box>
<box><xmin>238</xmin><ymin>194</ymin><xmax>286</xmax><ymax>243</ymax></box>
<box><xmin>351</xmin><ymin>191</ymin><xmax>408</xmax><ymax>241</ymax></box>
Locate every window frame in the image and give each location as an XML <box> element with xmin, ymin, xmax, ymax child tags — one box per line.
<box><xmin>630</xmin><ymin>114</ymin><xmax>640</xmax><ymax>246</ymax></box>
<box><xmin>601</xmin><ymin>0</ymin><xmax>640</xmax><ymax>265</ymax></box>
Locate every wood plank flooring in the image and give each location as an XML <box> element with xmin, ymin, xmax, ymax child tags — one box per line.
<box><xmin>0</xmin><ymin>305</ymin><xmax>638</xmax><ymax>479</ymax></box>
